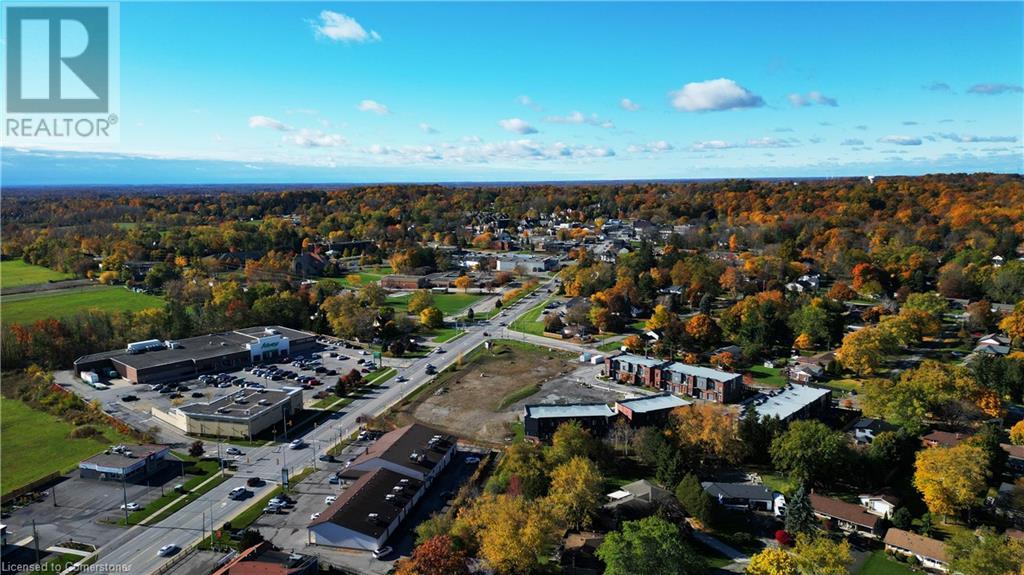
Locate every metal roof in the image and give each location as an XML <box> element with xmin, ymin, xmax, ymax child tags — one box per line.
<box><xmin>616</xmin><ymin>393</ymin><xmax>690</xmax><ymax>413</ymax></box>
<box><xmin>663</xmin><ymin>362</ymin><xmax>741</xmax><ymax>382</ymax></box>
<box><xmin>752</xmin><ymin>384</ymin><xmax>831</xmax><ymax>421</ymax></box>
<box><xmin>524</xmin><ymin>403</ymin><xmax>616</xmax><ymax>419</ymax></box>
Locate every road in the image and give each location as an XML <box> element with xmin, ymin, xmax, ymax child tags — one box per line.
<box><xmin>96</xmin><ymin>277</ymin><xmax>570</xmax><ymax>574</ymax></box>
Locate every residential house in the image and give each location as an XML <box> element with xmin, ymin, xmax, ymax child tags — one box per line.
<box><xmin>974</xmin><ymin>333</ymin><xmax>1012</xmax><ymax>356</ymax></box>
<box><xmin>702</xmin><ymin>482</ymin><xmax>782</xmax><ymax>513</ymax></box>
<box><xmin>380</xmin><ymin>274</ymin><xmax>430</xmax><ymax>290</ymax></box>
<box><xmin>809</xmin><ymin>493</ymin><xmax>884</xmax><ymax>538</ymax></box>
<box><xmin>883</xmin><ymin>529</ymin><xmax>949</xmax><ymax>573</ymax></box>
<box><xmin>604</xmin><ymin>354</ymin><xmax>664</xmax><ymax>387</ymax></box>
<box><xmin>604</xmin><ymin>480</ymin><xmax>679</xmax><ymax>523</ymax></box>
<box><xmin>921</xmin><ymin>430</ymin><xmax>972</xmax><ymax>449</ymax></box>
<box><xmin>851</xmin><ymin>418</ymin><xmax>899</xmax><ymax>444</ymax></box>
<box><xmin>859</xmin><ymin>494</ymin><xmax>900</xmax><ymax>518</ymax></box>
<box><xmin>1003</xmin><ymin>443</ymin><xmax>1024</xmax><ymax>476</ymax></box>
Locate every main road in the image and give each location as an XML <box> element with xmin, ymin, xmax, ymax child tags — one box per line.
<box><xmin>96</xmin><ymin>277</ymin><xmax>575</xmax><ymax>574</ymax></box>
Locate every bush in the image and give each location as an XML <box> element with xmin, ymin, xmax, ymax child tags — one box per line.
<box><xmin>775</xmin><ymin>530</ymin><xmax>793</xmax><ymax>547</ymax></box>
<box><xmin>68</xmin><ymin>425</ymin><xmax>102</xmax><ymax>439</ymax></box>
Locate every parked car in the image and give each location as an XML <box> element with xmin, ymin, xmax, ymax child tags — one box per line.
<box><xmin>263</xmin><ymin>503</ymin><xmax>282</xmax><ymax>514</ymax></box>
<box><xmin>121</xmin><ymin>395</ymin><xmax>139</xmax><ymax>402</ymax></box>
<box><xmin>372</xmin><ymin>546</ymin><xmax>392</xmax><ymax>560</ymax></box>
<box><xmin>318</xmin><ymin>454</ymin><xmax>335</xmax><ymax>462</ymax></box>
<box><xmin>325</xmin><ymin>495</ymin><xmax>337</xmax><ymax>505</ymax></box>
<box><xmin>329</xmin><ymin>475</ymin><xmax>341</xmax><ymax>485</ymax></box>
<box><xmin>310</xmin><ymin>512</ymin><xmax>321</xmax><ymax>521</ymax></box>
<box><xmin>465</xmin><ymin>456</ymin><xmax>481</xmax><ymax>464</ymax></box>
<box><xmin>228</xmin><ymin>487</ymin><xmax>249</xmax><ymax>500</ymax></box>
<box><xmin>191</xmin><ymin>392</ymin><xmax>204</xmax><ymax>398</ymax></box>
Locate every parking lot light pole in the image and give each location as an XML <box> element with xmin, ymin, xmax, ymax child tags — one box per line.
<box><xmin>121</xmin><ymin>475</ymin><xmax>129</xmax><ymax>524</ymax></box>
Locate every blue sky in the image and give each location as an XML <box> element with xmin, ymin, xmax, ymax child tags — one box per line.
<box><xmin>3</xmin><ymin>1</ymin><xmax>1023</xmax><ymax>184</ymax></box>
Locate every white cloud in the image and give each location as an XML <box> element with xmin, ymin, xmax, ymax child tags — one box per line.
<box><xmin>840</xmin><ymin>138</ymin><xmax>864</xmax><ymax>146</ymax></box>
<box><xmin>284</xmin><ymin>129</ymin><xmax>345</xmax><ymax>148</ymax></box>
<box><xmin>690</xmin><ymin>140</ymin><xmax>735</xmax><ymax>151</ymax></box>
<box><xmin>498</xmin><ymin>118</ymin><xmax>538</xmax><ymax>134</ymax></box>
<box><xmin>789</xmin><ymin>91</ymin><xmax>837</xmax><ymax>107</ymax></box>
<box><xmin>690</xmin><ymin>137</ymin><xmax>797</xmax><ymax>151</ymax></box>
<box><xmin>627</xmin><ymin>140</ymin><xmax>673</xmax><ymax>154</ymax></box>
<box><xmin>516</xmin><ymin>95</ymin><xmax>542</xmax><ymax>111</ymax></box>
<box><xmin>788</xmin><ymin>93</ymin><xmax>808</xmax><ymax>107</ymax></box>
<box><xmin>248</xmin><ymin>115</ymin><xmax>292</xmax><ymax>131</ymax></box>
<box><xmin>937</xmin><ymin>133</ymin><xmax>1018</xmax><ymax>143</ymax></box>
<box><xmin>311</xmin><ymin>11</ymin><xmax>380</xmax><ymax>43</ymax></box>
<box><xmin>620</xmin><ymin>98</ymin><xmax>641</xmax><ymax>111</ymax></box>
<box><xmin>544</xmin><ymin>111</ymin><xmax>614</xmax><ymax>129</ymax></box>
<box><xmin>357</xmin><ymin>100</ymin><xmax>390</xmax><ymax>115</ymax></box>
<box><xmin>419</xmin><ymin>123</ymin><xmax>438</xmax><ymax>134</ymax></box>
<box><xmin>878</xmin><ymin>135</ymin><xmax>922</xmax><ymax>146</ymax></box>
<box><xmin>922</xmin><ymin>81</ymin><xmax>952</xmax><ymax>92</ymax></box>
<box><xmin>967</xmin><ymin>83</ymin><xmax>1023</xmax><ymax>95</ymax></box>
<box><xmin>669</xmin><ymin>78</ymin><xmax>764</xmax><ymax>112</ymax></box>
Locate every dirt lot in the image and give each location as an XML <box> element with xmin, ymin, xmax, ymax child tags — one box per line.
<box><xmin>401</xmin><ymin>343</ymin><xmax>617</xmax><ymax>444</ymax></box>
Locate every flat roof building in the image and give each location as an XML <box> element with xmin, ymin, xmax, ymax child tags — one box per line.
<box><xmin>346</xmin><ymin>423</ymin><xmax>456</xmax><ymax>484</ymax></box>
<box><xmin>750</xmin><ymin>384</ymin><xmax>831</xmax><ymax>423</ymax></box>
<box><xmin>79</xmin><ymin>444</ymin><xmax>171</xmax><ymax>483</ymax></box>
<box><xmin>615</xmin><ymin>393</ymin><xmax>690</xmax><ymax>426</ymax></box>
<box><xmin>152</xmin><ymin>387</ymin><xmax>303</xmax><ymax>440</ymax></box>
<box><xmin>524</xmin><ymin>403</ymin><xmax>617</xmax><ymax>441</ymax></box>
<box><xmin>74</xmin><ymin>326</ymin><xmax>317</xmax><ymax>385</ymax></box>
<box><xmin>309</xmin><ymin>468</ymin><xmax>424</xmax><ymax>551</ymax></box>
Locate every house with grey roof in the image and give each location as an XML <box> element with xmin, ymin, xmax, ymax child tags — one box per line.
<box><xmin>702</xmin><ymin>482</ymin><xmax>784</xmax><ymax>513</ymax></box>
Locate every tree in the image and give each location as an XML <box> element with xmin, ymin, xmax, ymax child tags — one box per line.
<box><xmin>408</xmin><ymin>290</ymin><xmax>435</xmax><ymax>315</ymax></box>
<box><xmin>791</xmin><ymin>533</ymin><xmax>851</xmax><ymax>575</ymax></box>
<box><xmin>488</xmin><ymin>442</ymin><xmax>548</xmax><ymax>499</ymax></box>
<box><xmin>827</xmin><ymin>282</ymin><xmax>856</xmax><ymax>301</ymax></box>
<box><xmin>543</xmin><ymin>313</ymin><xmax>564</xmax><ymax>334</ymax></box>
<box><xmin>394</xmin><ymin>535</ymin><xmax>469</xmax><ymax>575</ymax></box>
<box><xmin>453</xmin><ymin>494</ymin><xmax>557</xmax><ymax>575</ymax></box>
<box><xmin>836</xmin><ymin>326</ymin><xmax>896</xmax><ymax>376</ymax></box>
<box><xmin>453</xmin><ymin>275</ymin><xmax>473</xmax><ymax>293</ymax></box>
<box><xmin>189</xmin><ymin>440</ymin><xmax>205</xmax><ymax>458</ymax></box>
<box><xmin>1012</xmin><ymin>420</ymin><xmax>1024</xmax><ymax>445</ymax></box>
<box><xmin>322</xmin><ymin>292</ymin><xmax>376</xmax><ymax>341</ymax></box>
<box><xmin>947</xmin><ymin>528</ymin><xmax>1024</xmax><ymax>575</ymax></box>
<box><xmin>420</xmin><ymin>306</ymin><xmax>444</xmax><ymax>329</ymax></box>
<box><xmin>675</xmin><ymin>473</ymin><xmax>714</xmax><ymax>525</ymax></box>
<box><xmin>890</xmin><ymin>507</ymin><xmax>913</xmax><ymax>530</ymax></box>
<box><xmin>633</xmin><ymin>427</ymin><xmax>686</xmax><ymax>486</ymax></box>
<box><xmin>547</xmin><ymin>457</ymin><xmax>603</xmax><ymax>530</ymax></box>
<box><xmin>646</xmin><ymin>304</ymin><xmax>675</xmax><ymax>332</ymax></box>
<box><xmin>673</xmin><ymin>403</ymin><xmax>743</xmax><ymax>465</ymax></box>
<box><xmin>596</xmin><ymin>516</ymin><xmax>706</xmax><ymax>575</ymax></box>
<box><xmin>466</xmin><ymin>307</ymin><xmax>475</xmax><ymax>321</ymax></box>
<box><xmin>685</xmin><ymin>313</ymin><xmax>721</xmax><ymax>349</ymax></box>
<box><xmin>902</xmin><ymin>292</ymin><xmax>949</xmax><ymax>323</ymax></box>
<box><xmin>914</xmin><ymin>442</ymin><xmax>989</xmax><ymax>519</ymax></box>
<box><xmin>747</xmin><ymin>547</ymin><xmax>798</xmax><ymax>575</ymax></box>
<box><xmin>358</xmin><ymin>282</ymin><xmax>387</xmax><ymax>308</ymax></box>
<box><xmin>548</xmin><ymin>421</ymin><xmax>597</xmax><ymax>466</ymax></box>
<box><xmin>770</xmin><ymin>421</ymin><xmax>848</xmax><ymax>486</ymax></box>
<box><xmin>784</xmin><ymin>485</ymin><xmax>815</xmax><ymax>535</ymax></box>
<box><xmin>1002</xmin><ymin>300</ymin><xmax>1024</xmax><ymax>344</ymax></box>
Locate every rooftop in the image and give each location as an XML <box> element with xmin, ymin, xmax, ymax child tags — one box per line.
<box><xmin>884</xmin><ymin>528</ymin><xmax>948</xmax><ymax>563</ymax></box>
<box><xmin>348</xmin><ymin>423</ymin><xmax>455</xmax><ymax>476</ymax></box>
<box><xmin>177</xmin><ymin>387</ymin><xmax>301</xmax><ymax>420</ymax></box>
<box><xmin>80</xmin><ymin>444</ymin><xmax>170</xmax><ymax>470</ymax></box>
<box><xmin>610</xmin><ymin>353</ymin><xmax>665</xmax><ymax>368</ymax></box>
<box><xmin>525</xmin><ymin>403</ymin><xmax>617</xmax><ymax>419</ymax></box>
<box><xmin>616</xmin><ymin>393</ymin><xmax>690</xmax><ymax>413</ymax></box>
<box><xmin>752</xmin><ymin>384</ymin><xmax>831</xmax><ymax>421</ymax></box>
<box><xmin>662</xmin><ymin>362</ymin><xmax>742</xmax><ymax>382</ymax></box>
<box><xmin>212</xmin><ymin>541</ymin><xmax>316</xmax><ymax>575</ymax></box>
<box><xmin>309</xmin><ymin>468</ymin><xmax>423</xmax><ymax>537</ymax></box>
<box><xmin>922</xmin><ymin>430</ymin><xmax>972</xmax><ymax>448</ymax></box>
<box><xmin>702</xmin><ymin>482</ymin><xmax>776</xmax><ymax>501</ymax></box>
<box><xmin>810</xmin><ymin>493</ymin><xmax>881</xmax><ymax>530</ymax></box>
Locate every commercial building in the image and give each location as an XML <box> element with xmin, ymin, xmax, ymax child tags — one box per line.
<box><xmin>212</xmin><ymin>541</ymin><xmax>318</xmax><ymax>575</ymax></box>
<box><xmin>614</xmin><ymin>393</ymin><xmax>689</xmax><ymax>426</ymax></box>
<box><xmin>152</xmin><ymin>387</ymin><xmax>303</xmax><ymax>440</ymax></box>
<box><xmin>523</xmin><ymin>403</ymin><xmax>617</xmax><ymax>441</ymax></box>
<box><xmin>346</xmin><ymin>423</ymin><xmax>456</xmax><ymax>484</ymax></box>
<box><xmin>73</xmin><ymin>326</ymin><xmax>317</xmax><ymax>385</ymax></box>
<box><xmin>749</xmin><ymin>384</ymin><xmax>832</xmax><ymax>424</ymax></box>
<box><xmin>79</xmin><ymin>444</ymin><xmax>171</xmax><ymax>483</ymax></box>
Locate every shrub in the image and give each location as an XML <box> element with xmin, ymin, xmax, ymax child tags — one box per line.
<box><xmin>775</xmin><ymin>530</ymin><xmax>793</xmax><ymax>547</ymax></box>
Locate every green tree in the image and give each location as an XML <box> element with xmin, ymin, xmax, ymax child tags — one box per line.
<box><xmin>596</xmin><ymin>516</ymin><xmax>706</xmax><ymax>575</ymax></box>
<box><xmin>408</xmin><ymin>290</ymin><xmax>435</xmax><ymax>315</ymax></box>
<box><xmin>948</xmin><ymin>527</ymin><xmax>1024</xmax><ymax>575</ymax></box>
<box><xmin>770</xmin><ymin>421</ymin><xmax>848</xmax><ymax>486</ymax></box>
<box><xmin>784</xmin><ymin>485</ymin><xmax>815</xmax><ymax>535</ymax></box>
<box><xmin>675</xmin><ymin>473</ymin><xmax>714</xmax><ymax>526</ymax></box>
<box><xmin>548</xmin><ymin>421</ymin><xmax>597</xmax><ymax>466</ymax></box>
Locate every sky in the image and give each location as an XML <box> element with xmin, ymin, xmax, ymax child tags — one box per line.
<box><xmin>2</xmin><ymin>1</ymin><xmax>1023</xmax><ymax>185</ymax></box>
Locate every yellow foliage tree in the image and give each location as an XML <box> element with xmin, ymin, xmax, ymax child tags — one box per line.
<box><xmin>454</xmin><ymin>275</ymin><xmax>473</xmax><ymax>293</ymax></box>
<box><xmin>793</xmin><ymin>333</ymin><xmax>814</xmax><ymax>351</ymax></box>
<box><xmin>546</xmin><ymin>456</ymin><xmax>603</xmax><ymax>530</ymax></box>
<box><xmin>1010</xmin><ymin>420</ymin><xmax>1024</xmax><ymax>446</ymax></box>
<box><xmin>453</xmin><ymin>494</ymin><xmax>557</xmax><ymax>575</ymax></box>
<box><xmin>672</xmin><ymin>403</ymin><xmax>743</xmax><ymax>464</ymax></box>
<box><xmin>791</xmin><ymin>533</ymin><xmax>851</xmax><ymax>575</ymax></box>
<box><xmin>746</xmin><ymin>548</ymin><xmax>797</xmax><ymax>575</ymax></box>
<box><xmin>913</xmin><ymin>443</ymin><xmax>989</xmax><ymax>519</ymax></box>
<box><xmin>1001</xmin><ymin>300</ymin><xmax>1024</xmax><ymax>343</ymax></box>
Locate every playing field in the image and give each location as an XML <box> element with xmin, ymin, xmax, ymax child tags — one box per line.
<box><xmin>0</xmin><ymin>260</ymin><xmax>73</xmax><ymax>289</ymax></box>
<box><xmin>1</xmin><ymin>285</ymin><xmax>164</xmax><ymax>326</ymax></box>
<box><xmin>0</xmin><ymin>397</ymin><xmax>134</xmax><ymax>495</ymax></box>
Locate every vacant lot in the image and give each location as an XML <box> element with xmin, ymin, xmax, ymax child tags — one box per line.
<box><xmin>1</xmin><ymin>285</ymin><xmax>164</xmax><ymax>326</ymax></box>
<box><xmin>0</xmin><ymin>260</ymin><xmax>73</xmax><ymax>289</ymax></box>
<box><xmin>398</xmin><ymin>342</ymin><xmax>589</xmax><ymax>444</ymax></box>
<box><xmin>387</xmin><ymin>292</ymin><xmax>483</xmax><ymax>316</ymax></box>
<box><xmin>0</xmin><ymin>397</ymin><xmax>134</xmax><ymax>495</ymax></box>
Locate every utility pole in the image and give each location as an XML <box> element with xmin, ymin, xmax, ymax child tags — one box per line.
<box><xmin>122</xmin><ymin>475</ymin><xmax>130</xmax><ymax>524</ymax></box>
<box><xmin>32</xmin><ymin>520</ymin><xmax>40</xmax><ymax>564</ymax></box>
<box><xmin>51</xmin><ymin>486</ymin><xmax>57</xmax><ymax>507</ymax></box>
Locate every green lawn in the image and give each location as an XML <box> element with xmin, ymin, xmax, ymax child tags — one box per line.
<box><xmin>388</xmin><ymin>292</ymin><xmax>483</xmax><ymax>316</ymax></box>
<box><xmin>1</xmin><ymin>285</ymin><xmax>164</xmax><ymax>326</ymax></box>
<box><xmin>121</xmin><ymin>455</ymin><xmax>222</xmax><ymax>525</ymax></box>
<box><xmin>760</xmin><ymin>473</ymin><xmax>798</xmax><ymax>497</ymax></box>
<box><xmin>825</xmin><ymin>378</ymin><xmax>863</xmax><ymax>393</ymax></box>
<box><xmin>509</xmin><ymin>298</ymin><xmax>553</xmax><ymax>336</ymax></box>
<box><xmin>597</xmin><ymin>339</ymin><xmax>624</xmax><ymax>352</ymax></box>
<box><xmin>429</xmin><ymin>328</ymin><xmax>465</xmax><ymax>343</ymax></box>
<box><xmin>747</xmin><ymin>365</ymin><xmax>786</xmax><ymax>387</ymax></box>
<box><xmin>857</xmin><ymin>551</ymin><xmax>918</xmax><ymax>575</ymax></box>
<box><xmin>0</xmin><ymin>260</ymin><xmax>74</xmax><ymax>289</ymax></box>
<box><xmin>1</xmin><ymin>397</ymin><xmax>135</xmax><ymax>495</ymax></box>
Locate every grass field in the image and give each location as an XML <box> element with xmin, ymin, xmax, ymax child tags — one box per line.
<box><xmin>0</xmin><ymin>260</ymin><xmax>73</xmax><ymax>289</ymax></box>
<box><xmin>1</xmin><ymin>285</ymin><xmax>164</xmax><ymax>326</ymax></box>
<box><xmin>509</xmin><ymin>297</ymin><xmax>554</xmax><ymax>336</ymax></box>
<box><xmin>747</xmin><ymin>365</ymin><xmax>786</xmax><ymax>387</ymax></box>
<box><xmin>1</xmin><ymin>397</ymin><xmax>134</xmax><ymax>495</ymax></box>
<box><xmin>857</xmin><ymin>551</ymin><xmax>918</xmax><ymax>575</ymax></box>
<box><xmin>339</xmin><ymin>266</ymin><xmax>393</xmax><ymax>288</ymax></box>
<box><xmin>387</xmin><ymin>292</ymin><xmax>483</xmax><ymax>316</ymax></box>
<box><xmin>429</xmin><ymin>327</ymin><xmax>465</xmax><ymax>343</ymax></box>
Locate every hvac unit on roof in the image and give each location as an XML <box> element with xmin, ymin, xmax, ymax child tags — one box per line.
<box><xmin>398</xmin><ymin>478</ymin><xmax>410</xmax><ymax>485</ymax></box>
<box><xmin>392</xmin><ymin>485</ymin><xmax>404</xmax><ymax>493</ymax></box>
<box><xmin>258</xmin><ymin>399</ymin><xmax>271</xmax><ymax>406</ymax></box>
<box><xmin>367</xmin><ymin>513</ymin><xmax>380</xmax><ymax>523</ymax></box>
<box><xmin>385</xmin><ymin>494</ymin><xmax>396</xmax><ymax>502</ymax></box>
<box><xmin>409</xmin><ymin>451</ymin><xmax>421</xmax><ymax>461</ymax></box>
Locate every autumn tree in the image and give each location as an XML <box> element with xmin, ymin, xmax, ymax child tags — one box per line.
<box><xmin>947</xmin><ymin>527</ymin><xmax>1024</xmax><ymax>575</ymax></box>
<box><xmin>827</xmin><ymin>282</ymin><xmax>856</xmax><ymax>301</ymax></box>
<box><xmin>747</xmin><ymin>547</ymin><xmax>798</xmax><ymax>575</ymax></box>
<box><xmin>453</xmin><ymin>275</ymin><xmax>473</xmax><ymax>293</ymax></box>
<box><xmin>407</xmin><ymin>290</ymin><xmax>435</xmax><ymax>315</ymax></box>
<box><xmin>791</xmin><ymin>533</ymin><xmax>852</xmax><ymax>575</ymax></box>
<box><xmin>1011</xmin><ymin>420</ymin><xmax>1024</xmax><ymax>445</ymax></box>
<box><xmin>488</xmin><ymin>442</ymin><xmax>548</xmax><ymax>499</ymax></box>
<box><xmin>548</xmin><ymin>420</ymin><xmax>598</xmax><ymax>466</ymax></box>
<box><xmin>546</xmin><ymin>456</ymin><xmax>603</xmax><ymax>530</ymax></box>
<box><xmin>836</xmin><ymin>325</ymin><xmax>896</xmax><ymax>376</ymax></box>
<box><xmin>685</xmin><ymin>313</ymin><xmax>721</xmax><ymax>349</ymax></box>
<box><xmin>673</xmin><ymin>403</ymin><xmax>743</xmax><ymax>465</ymax></box>
<box><xmin>914</xmin><ymin>442</ymin><xmax>989</xmax><ymax>520</ymax></box>
<box><xmin>453</xmin><ymin>494</ymin><xmax>557</xmax><ymax>575</ymax></box>
<box><xmin>596</xmin><ymin>516</ymin><xmax>706</xmax><ymax>575</ymax></box>
<box><xmin>769</xmin><ymin>421</ymin><xmax>848</xmax><ymax>486</ymax></box>
<box><xmin>1002</xmin><ymin>300</ymin><xmax>1024</xmax><ymax>345</ymax></box>
<box><xmin>419</xmin><ymin>306</ymin><xmax>444</xmax><ymax>329</ymax></box>
<box><xmin>394</xmin><ymin>535</ymin><xmax>469</xmax><ymax>575</ymax></box>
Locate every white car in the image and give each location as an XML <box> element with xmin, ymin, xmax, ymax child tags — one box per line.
<box><xmin>157</xmin><ymin>544</ymin><xmax>179</xmax><ymax>557</ymax></box>
<box><xmin>120</xmin><ymin>502</ymin><xmax>140</xmax><ymax>511</ymax></box>
<box><xmin>465</xmin><ymin>456</ymin><xmax>481</xmax><ymax>464</ymax></box>
<box><xmin>372</xmin><ymin>546</ymin><xmax>392</xmax><ymax>560</ymax></box>
<box><xmin>325</xmin><ymin>495</ymin><xmax>337</xmax><ymax>505</ymax></box>
<box><xmin>310</xmin><ymin>512</ymin><xmax>321</xmax><ymax>521</ymax></box>
<box><xmin>289</xmin><ymin>439</ymin><xmax>304</xmax><ymax>449</ymax></box>
<box><xmin>226</xmin><ymin>447</ymin><xmax>243</xmax><ymax>456</ymax></box>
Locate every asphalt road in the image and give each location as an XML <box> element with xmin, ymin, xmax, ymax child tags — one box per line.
<box><xmin>97</xmin><ymin>277</ymin><xmax>566</xmax><ymax>574</ymax></box>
